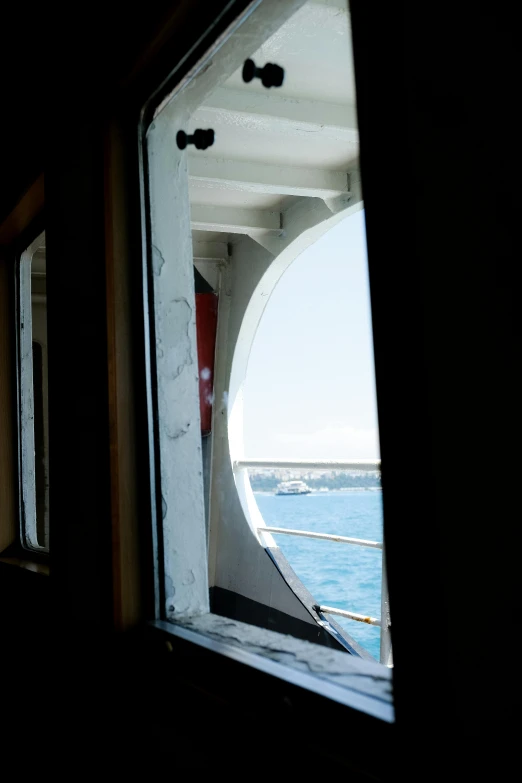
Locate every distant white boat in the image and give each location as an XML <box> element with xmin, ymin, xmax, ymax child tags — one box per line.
<box><xmin>275</xmin><ymin>480</ymin><xmax>311</xmax><ymax>496</ymax></box>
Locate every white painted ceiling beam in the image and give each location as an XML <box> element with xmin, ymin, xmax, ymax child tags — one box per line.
<box><xmin>192</xmin><ymin>240</ymin><xmax>229</xmax><ymax>262</ymax></box>
<box><xmin>310</xmin><ymin>0</ymin><xmax>349</xmax><ymax>11</ymax></box>
<box><xmin>324</xmin><ymin>168</ymin><xmax>362</xmax><ymax>214</ymax></box>
<box><xmin>190</xmin><ymin>205</ymin><xmax>282</xmax><ymax>235</ymax></box>
<box><xmin>189</xmin><ymin>158</ymin><xmax>349</xmax><ymax>199</ymax></box>
<box><xmin>252</xmin><ymin>182</ymin><xmax>363</xmax><ymax>255</ymax></box>
<box><xmin>200</xmin><ymin>88</ymin><xmax>358</xmax><ymax>144</ymax></box>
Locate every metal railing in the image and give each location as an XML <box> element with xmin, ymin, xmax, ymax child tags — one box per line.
<box><xmin>259</xmin><ymin>525</ymin><xmax>382</xmax><ymax>549</ymax></box>
<box><xmin>315</xmin><ymin>605</ymin><xmax>381</xmax><ymax>626</ymax></box>
<box><xmin>233</xmin><ymin>458</ymin><xmax>392</xmax><ymax>666</ymax></box>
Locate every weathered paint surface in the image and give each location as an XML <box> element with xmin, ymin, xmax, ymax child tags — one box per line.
<box><xmin>178</xmin><ymin>613</ymin><xmax>393</xmax><ymax>704</ymax></box>
<box><xmin>148</xmin><ymin>112</ymin><xmax>209</xmax><ymax>619</ymax></box>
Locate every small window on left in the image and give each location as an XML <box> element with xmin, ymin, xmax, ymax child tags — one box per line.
<box><xmin>17</xmin><ymin>232</ymin><xmax>49</xmax><ymax>552</ymax></box>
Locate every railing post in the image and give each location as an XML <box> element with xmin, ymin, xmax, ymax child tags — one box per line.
<box><xmin>380</xmin><ymin>551</ymin><xmax>393</xmax><ymax>666</ymax></box>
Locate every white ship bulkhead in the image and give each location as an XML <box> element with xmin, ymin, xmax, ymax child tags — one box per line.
<box><xmin>176</xmin><ymin>0</ymin><xmax>372</xmax><ymax>656</ymax></box>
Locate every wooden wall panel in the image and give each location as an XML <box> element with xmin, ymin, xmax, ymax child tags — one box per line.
<box><xmin>104</xmin><ymin>120</ymin><xmax>144</xmax><ymax>629</ymax></box>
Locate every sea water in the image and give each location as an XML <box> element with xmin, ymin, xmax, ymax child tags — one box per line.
<box><xmin>254</xmin><ymin>489</ymin><xmax>383</xmax><ymax>661</ymax></box>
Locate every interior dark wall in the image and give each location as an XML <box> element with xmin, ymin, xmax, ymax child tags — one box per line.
<box><xmin>0</xmin><ymin>0</ymin><xmax>520</xmax><ymax>775</ymax></box>
<box><xmin>0</xmin><ymin>1</ymin><xmax>181</xmax><ymax>223</ymax></box>
<box><xmin>0</xmin><ymin>0</ymin><xmax>252</xmax><ymax>631</ymax></box>
<box><xmin>351</xmin><ymin>0</ymin><xmax>520</xmax><ymax>740</ymax></box>
<box><xmin>45</xmin><ymin>120</ymin><xmax>114</xmax><ymax>630</ymax></box>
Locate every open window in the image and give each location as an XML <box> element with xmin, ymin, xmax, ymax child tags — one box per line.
<box><xmin>142</xmin><ymin>0</ymin><xmax>392</xmax><ymax>720</ymax></box>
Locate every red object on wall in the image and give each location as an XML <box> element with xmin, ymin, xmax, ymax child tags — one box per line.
<box><xmin>195</xmin><ymin>293</ymin><xmax>219</xmax><ymax>434</ymax></box>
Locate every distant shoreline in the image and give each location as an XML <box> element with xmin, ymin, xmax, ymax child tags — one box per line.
<box><xmin>253</xmin><ymin>487</ymin><xmax>382</xmax><ymax>495</ymax></box>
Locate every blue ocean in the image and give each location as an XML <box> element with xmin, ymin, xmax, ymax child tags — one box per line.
<box><xmin>254</xmin><ymin>489</ymin><xmax>383</xmax><ymax>661</ymax></box>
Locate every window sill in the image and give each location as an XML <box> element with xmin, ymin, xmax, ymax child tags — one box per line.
<box><xmin>152</xmin><ymin>613</ymin><xmax>394</xmax><ymax>723</ymax></box>
<box><xmin>0</xmin><ymin>557</ymin><xmax>49</xmax><ymax>575</ymax></box>
<box><xmin>0</xmin><ymin>543</ymin><xmax>49</xmax><ymax>575</ymax></box>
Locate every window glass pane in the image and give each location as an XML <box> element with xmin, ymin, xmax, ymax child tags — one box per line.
<box><xmin>19</xmin><ymin>232</ymin><xmax>49</xmax><ymax>551</ymax></box>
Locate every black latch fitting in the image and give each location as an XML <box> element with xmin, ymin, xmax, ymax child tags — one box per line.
<box><xmin>242</xmin><ymin>58</ymin><xmax>285</xmax><ymax>88</ymax></box>
<box><xmin>177</xmin><ymin>129</ymin><xmax>215</xmax><ymax>150</ymax></box>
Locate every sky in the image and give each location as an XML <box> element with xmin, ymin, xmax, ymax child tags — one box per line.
<box><xmin>242</xmin><ymin>209</ymin><xmax>381</xmax><ymax>460</ymax></box>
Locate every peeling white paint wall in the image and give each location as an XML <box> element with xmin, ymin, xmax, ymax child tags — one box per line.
<box><xmin>147</xmin><ymin>113</ymin><xmax>210</xmax><ymax>619</ymax></box>
<box><xmin>146</xmin><ymin>0</ymin><xmax>310</xmax><ymax>621</ymax></box>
